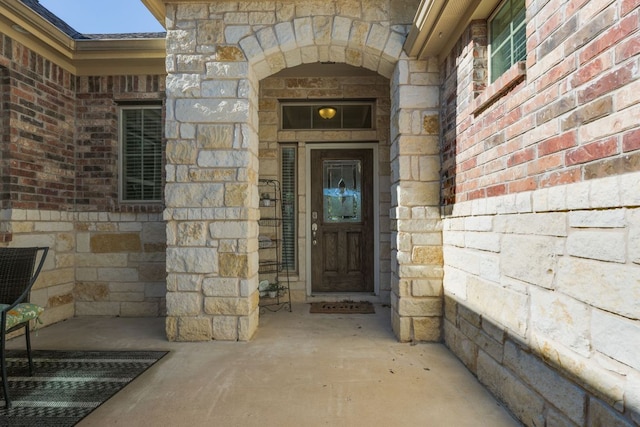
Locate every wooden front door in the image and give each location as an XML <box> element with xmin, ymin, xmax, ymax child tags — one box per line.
<box><xmin>310</xmin><ymin>149</ymin><xmax>374</xmax><ymax>293</ymax></box>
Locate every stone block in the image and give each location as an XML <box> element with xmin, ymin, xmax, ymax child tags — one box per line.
<box><xmin>557</xmin><ymin>257</ymin><xmax>639</xmax><ymax>318</ymax></box>
<box><xmin>411</xmin><ymin>279</ymin><xmax>442</xmax><ymax>297</ymax></box>
<box><xmin>74</xmin><ymin>282</ymin><xmax>109</xmax><ymax>302</ymax></box>
<box><xmin>443</xmin><ymin>320</ymin><xmax>478</xmax><ymax>372</ymax></box>
<box><xmin>567</xmin><ymin>230</ymin><xmax>626</xmax><ymax>263</ymax></box>
<box><xmin>465</xmin><ymin>231</ymin><xmax>501</xmax><ymax>252</ymax></box>
<box><xmin>411</xmin><ymin>246</ymin><xmax>443</xmax><ymax>264</ymax></box>
<box><xmin>97</xmin><ymin>268</ymin><xmax>139</xmax><ymax>282</ymax></box>
<box><xmin>442</xmin><ymin>265</ymin><xmax>469</xmax><ymax>299</ymax></box>
<box><xmin>587</xmin><ymin>397</ymin><xmax>634</xmax><ymax>427</ymax></box>
<box><xmin>391</xmin><ymin>310</ymin><xmax>411</xmax><ymax>342</ymax></box>
<box><xmin>457</xmin><ymin>303</ymin><xmax>481</xmax><ymax>328</ymax></box>
<box><xmin>467</xmin><ymin>276</ymin><xmax>528</xmax><ymax>338</ymax></box>
<box><xmin>312</xmin><ymin>15</ymin><xmax>332</xmax><ymax>45</ymax></box>
<box><xmin>397</xmin><ymin>296</ymin><xmax>441</xmax><ymax>317</ymax></box>
<box><xmin>177</xmin><ymin>317</ymin><xmax>212</xmax><ymax>342</ymax></box>
<box><xmin>165</xmin><ymin>183</ymin><xmax>225</xmax><ymax>209</ymax></box>
<box><xmin>592</xmin><ymin>309</ymin><xmax>640</xmax><ymax>371</ymax></box>
<box><xmin>76</xmin><ymin>253</ymin><xmax>128</xmax><ymax>268</ymax></box>
<box><xmin>238</xmin><ymin>308</ymin><xmax>259</xmax><ymax>341</ymax></box>
<box><xmin>501</xmin><ymin>234</ymin><xmax>560</xmax><ymax>289</ymax></box>
<box><xmin>477</xmin><ymin>351</ymin><xmax>546</xmax><ymax>427</ymax></box>
<box><xmin>225</xmin><ymin>25</ymin><xmax>252</xmax><ymax>44</ymax></box>
<box><xmin>496</xmin><ymin>212</ymin><xmax>567</xmax><ymax>237</ymax></box>
<box><xmin>212</xmin><ymin>316</ymin><xmax>238</xmax><ymax>340</ymax></box>
<box><xmin>204</xmin><ymin>297</ymin><xmax>251</xmax><ymax>316</ymax></box>
<box><xmin>202</xmin><ymin>278</ymin><xmax>239</xmax><ymax>297</ymax></box>
<box><xmin>121</xmin><ymin>302</ymin><xmax>159</xmax><ymax>317</ymax></box>
<box><xmin>545</xmin><ymin>408</ymin><xmax>580</xmax><ymax>427</ymax></box>
<box><xmin>529</xmin><ymin>331</ymin><xmax>625</xmax><ymax>409</ymax></box>
<box><xmin>75</xmin><ymin>302</ymin><xmax>121</xmax><ymax>316</ymax></box>
<box><xmin>625</xmin><ymin>371</ymin><xmax>640</xmax><ymax>425</ymax></box>
<box><xmin>627</xmin><ymin>209</ymin><xmax>640</xmax><ymax>264</ymax></box>
<box><xmin>443</xmin><ymin>295</ymin><xmax>457</xmax><ymax>324</ymax></box>
<box><xmin>365</xmin><ymin>23</ymin><xmax>389</xmax><ymax>55</ymax></box>
<box><xmin>47</xmin><ymin>292</ymin><xmax>74</xmax><ymax>308</ymax></box>
<box><xmin>569</xmin><ymin>209</ymin><xmax>626</xmax><ymax>228</ymax></box>
<box><xmin>198</xmin><ymin>150</ymin><xmax>252</xmax><ymax>169</ymax></box>
<box><xmin>412</xmin><ymin>316</ymin><xmax>441</xmax><ymax>341</ymax></box>
<box><xmin>175</xmin><ymin>99</ymin><xmax>250</xmax><ymax>123</ymax></box>
<box><xmin>166</xmin><ymin>292</ymin><xmax>202</xmax><ymax>316</ymax></box>
<box><xmin>219</xmin><ymin>253</ymin><xmax>249</xmax><ymax>277</ymax></box>
<box><xmin>504</xmin><ymin>341</ymin><xmax>586</xmax><ymax>425</ymax></box>
<box><xmin>293</xmin><ymin>17</ymin><xmax>313</xmax><ymax>47</ymax></box>
<box><xmin>166</xmin><ymin>247</ymin><xmax>218</xmax><ymax>274</ymax></box>
<box><xmin>530</xmin><ymin>287</ymin><xmax>591</xmax><ymax>357</ymax></box>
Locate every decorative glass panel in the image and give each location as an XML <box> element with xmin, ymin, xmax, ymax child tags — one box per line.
<box><xmin>281</xmin><ymin>103</ymin><xmax>373</xmax><ymax>130</ymax></box>
<box><xmin>323</xmin><ymin>160</ymin><xmax>362</xmax><ymax>223</ymax></box>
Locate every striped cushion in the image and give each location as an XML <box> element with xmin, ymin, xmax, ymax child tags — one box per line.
<box><xmin>0</xmin><ymin>303</ymin><xmax>44</xmax><ymax>330</ymax></box>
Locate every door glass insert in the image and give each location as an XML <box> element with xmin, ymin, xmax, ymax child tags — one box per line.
<box><xmin>323</xmin><ymin>160</ymin><xmax>361</xmax><ymax>223</ymax></box>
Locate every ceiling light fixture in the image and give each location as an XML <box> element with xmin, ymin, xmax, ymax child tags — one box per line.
<box><xmin>318</xmin><ymin>107</ymin><xmax>337</xmax><ymax>120</ymax></box>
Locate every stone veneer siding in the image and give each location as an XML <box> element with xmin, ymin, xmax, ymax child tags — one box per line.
<box><xmin>440</xmin><ymin>0</ymin><xmax>640</xmax><ymax>425</ymax></box>
<box><xmin>0</xmin><ymin>32</ymin><xmax>167</xmax><ymax>324</ymax></box>
<box><xmin>164</xmin><ymin>0</ymin><xmax>442</xmax><ymax>342</ymax></box>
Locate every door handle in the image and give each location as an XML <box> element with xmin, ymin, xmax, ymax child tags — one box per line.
<box><xmin>311</xmin><ymin>223</ymin><xmax>318</xmax><ymax>245</ymax></box>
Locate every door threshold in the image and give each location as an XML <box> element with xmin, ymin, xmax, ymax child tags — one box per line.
<box><xmin>306</xmin><ymin>293</ymin><xmax>382</xmax><ymax>304</ymax></box>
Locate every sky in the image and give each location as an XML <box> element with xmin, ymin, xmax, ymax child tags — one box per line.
<box><xmin>38</xmin><ymin>0</ymin><xmax>165</xmax><ymax>34</ymax></box>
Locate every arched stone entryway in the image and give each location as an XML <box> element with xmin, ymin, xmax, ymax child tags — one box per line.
<box><xmin>163</xmin><ymin>1</ymin><xmax>441</xmax><ymax>341</ymax></box>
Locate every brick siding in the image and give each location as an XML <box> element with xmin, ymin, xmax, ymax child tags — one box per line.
<box><xmin>0</xmin><ymin>34</ymin><xmax>76</xmax><ymax>214</ymax></box>
<box><xmin>440</xmin><ymin>0</ymin><xmax>640</xmax><ymax>207</ymax></box>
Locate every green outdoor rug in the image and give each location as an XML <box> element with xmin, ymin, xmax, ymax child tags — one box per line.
<box><xmin>0</xmin><ymin>349</ymin><xmax>167</xmax><ymax>426</ymax></box>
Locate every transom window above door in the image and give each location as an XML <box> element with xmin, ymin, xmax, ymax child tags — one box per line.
<box><xmin>280</xmin><ymin>102</ymin><xmax>373</xmax><ymax>130</ymax></box>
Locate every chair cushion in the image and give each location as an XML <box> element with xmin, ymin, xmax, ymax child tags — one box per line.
<box><xmin>0</xmin><ymin>303</ymin><xmax>44</xmax><ymax>330</ymax></box>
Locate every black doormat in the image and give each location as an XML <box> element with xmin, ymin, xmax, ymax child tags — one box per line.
<box><xmin>310</xmin><ymin>301</ymin><xmax>375</xmax><ymax>314</ymax></box>
<box><xmin>0</xmin><ymin>349</ymin><xmax>168</xmax><ymax>426</ymax></box>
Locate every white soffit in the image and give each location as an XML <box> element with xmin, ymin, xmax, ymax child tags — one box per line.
<box><xmin>404</xmin><ymin>0</ymin><xmax>500</xmax><ymax>61</ymax></box>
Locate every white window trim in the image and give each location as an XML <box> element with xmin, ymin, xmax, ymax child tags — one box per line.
<box><xmin>488</xmin><ymin>0</ymin><xmax>526</xmax><ymax>83</ymax></box>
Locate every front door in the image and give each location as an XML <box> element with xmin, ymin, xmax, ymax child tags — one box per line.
<box><xmin>310</xmin><ymin>149</ymin><xmax>374</xmax><ymax>293</ymax></box>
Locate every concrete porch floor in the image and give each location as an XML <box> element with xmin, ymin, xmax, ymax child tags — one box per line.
<box><xmin>9</xmin><ymin>304</ymin><xmax>521</xmax><ymax>427</ymax></box>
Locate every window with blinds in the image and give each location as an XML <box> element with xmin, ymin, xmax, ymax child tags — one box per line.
<box><xmin>120</xmin><ymin>107</ymin><xmax>163</xmax><ymax>202</ymax></box>
<box><xmin>489</xmin><ymin>0</ymin><xmax>526</xmax><ymax>83</ymax></box>
<box><xmin>281</xmin><ymin>146</ymin><xmax>296</xmax><ymax>271</ymax></box>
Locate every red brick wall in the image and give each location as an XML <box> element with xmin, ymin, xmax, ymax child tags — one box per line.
<box><xmin>0</xmin><ymin>33</ymin><xmax>76</xmax><ymax>213</ymax></box>
<box><xmin>440</xmin><ymin>0</ymin><xmax>640</xmax><ymax>206</ymax></box>
<box><xmin>0</xmin><ymin>33</ymin><xmax>166</xmax><ymax>217</ymax></box>
<box><xmin>75</xmin><ymin>75</ymin><xmax>165</xmax><ymax>213</ymax></box>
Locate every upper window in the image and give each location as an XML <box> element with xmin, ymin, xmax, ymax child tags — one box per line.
<box><xmin>489</xmin><ymin>0</ymin><xmax>526</xmax><ymax>83</ymax></box>
<box><xmin>281</xmin><ymin>102</ymin><xmax>373</xmax><ymax>130</ymax></box>
<box><xmin>120</xmin><ymin>106</ymin><xmax>163</xmax><ymax>202</ymax></box>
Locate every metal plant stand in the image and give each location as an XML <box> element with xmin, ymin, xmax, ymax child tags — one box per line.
<box><xmin>258</xmin><ymin>179</ymin><xmax>291</xmax><ymax>313</ymax></box>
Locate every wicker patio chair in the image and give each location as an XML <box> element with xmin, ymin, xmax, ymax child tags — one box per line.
<box><xmin>0</xmin><ymin>247</ymin><xmax>48</xmax><ymax>408</ymax></box>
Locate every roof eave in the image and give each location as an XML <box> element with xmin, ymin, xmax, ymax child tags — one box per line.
<box><xmin>1</xmin><ymin>0</ymin><xmax>166</xmax><ymax>76</ymax></box>
<box><xmin>404</xmin><ymin>0</ymin><xmax>501</xmax><ymax>62</ymax></box>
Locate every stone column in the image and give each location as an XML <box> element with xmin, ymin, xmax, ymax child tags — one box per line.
<box><xmin>389</xmin><ymin>55</ymin><xmax>443</xmax><ymax>342</ymax></box>
<box><xmin>164</xmin><ymin>4</ymin><xmax>259</xmax><ymax>341</ymax></box>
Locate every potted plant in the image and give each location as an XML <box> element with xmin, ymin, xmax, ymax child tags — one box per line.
<box><xmin>267</xmin><ymin>283</ymin><xmax>279</xmax><ymax>298</ymax></box>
